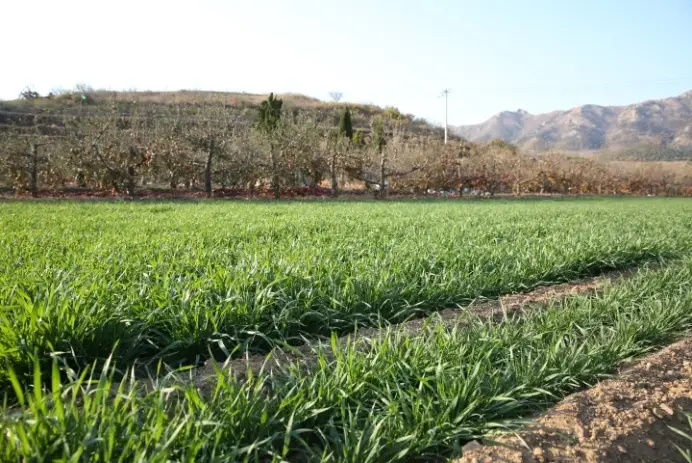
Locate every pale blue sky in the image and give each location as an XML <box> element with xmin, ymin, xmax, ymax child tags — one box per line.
<box><xmin>2</xmin><ymin>0</ymin><xmax>691</xmax><ymax>124</ymax></box>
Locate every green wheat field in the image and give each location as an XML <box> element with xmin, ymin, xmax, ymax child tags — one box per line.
<box><xmin>1</xmin><ymin>197</ymin><xmax>692</xmax><ymax>461</ymax></box>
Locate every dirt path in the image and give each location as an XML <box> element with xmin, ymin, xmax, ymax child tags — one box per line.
<box><xmin>196</xmin><ymin>267</ymin><xmax>641</xmax><ymax>387</ymax></box>
<box><xmin>457</xmin><ymin>337</ymin><xmax>692</xmax><ymax>463</ymax></box>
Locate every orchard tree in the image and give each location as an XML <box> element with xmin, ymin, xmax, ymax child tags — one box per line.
<box><xmin>151</xmin><ymin>108</ymin><xmax>196</xmax><ymax>189</ymax></box>
<box><xmin>67</xmin><ymin>108</ymin><xmax>154</xmax><ymax>195</ymax></box>
<box><xmin>281</xmin><ymin>114</ymin><xmax>325</xmax><ymax>190</ymax></box>
<box><xmin>256</xmin><ymin>110</ymin><xmax>327</xmax><ymax>194</ymax></box>
<box><xmin>217</xmin><ymin>123</ymin><xmax>263</xmax><ymax>191</ymax></box>
<box><xmin>0</xmin><ymin>132</ymin><xmax>63</xmax><ymax>197</ymax></box>
<box><xmin>185</xmin><ymin>105</ymin><xmax>233</xmax><ymax>197</ymax></box>
<box><xmin>347</xmin><ymin>115</ymin><xmax>424</xmax><ymax>198</ymax></box>
<box><xmin>322</xmin><ymin>107</ymin><xmax>355</xmax><ymax>196</ymax></box>
<box><xmin>409</xmin><ymin>135</ymin><xmax>464</xmax><ymax>194</ymax></box>
<box><xmin>470</xmin><ymin>145</ymin><xmax>506</xmax><ymax>195</ymax></box>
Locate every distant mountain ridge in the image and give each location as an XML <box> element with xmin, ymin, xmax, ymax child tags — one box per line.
<box><xmin>453</xmin><ymin>90</ymin><xmax>692</xmax><ymax>152</ymax></box>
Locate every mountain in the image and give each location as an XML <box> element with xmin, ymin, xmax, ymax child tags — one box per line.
<box><xmin>453</xmin><ymin>90</ymin><xmax>692</xmax><ymax>153</ymax></box>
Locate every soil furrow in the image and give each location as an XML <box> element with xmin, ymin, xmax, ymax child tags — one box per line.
<box><xmin>196</xmin><ymin>266</ymin><xmax>645</xmax><ymax>387</ymax></box>
<box><xmin>456</xmin><ymin>336</ymin><xmax>692</xmax><ymax>463</ymax></box>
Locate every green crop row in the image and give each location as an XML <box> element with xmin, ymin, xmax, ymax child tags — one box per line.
<box><xmin>1</xmin><ymin>198</ymin><xmax>692</xmax><ymax>386</ymax></box>
<box><xmin>3</xmin><ymin>253</ymin><xmax>692</xmax><ymax>461</ymax></box>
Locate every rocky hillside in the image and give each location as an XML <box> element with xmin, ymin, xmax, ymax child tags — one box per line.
<box><xmin>453</xmin><ymin>90</ymin><xmax>692</xmax><ymax>153</ymax></box>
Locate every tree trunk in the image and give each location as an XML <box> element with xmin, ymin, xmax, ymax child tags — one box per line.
<box><xmin>169</xmin><ymin>172</ymin><xmax>177</xmax><ymax>189</ymax></box>
<box><xmin>205</xmin><ymin>151</ymin><xmax>213</xmax><ymax>198</ymax></box>
<box><xmin>76</xmin><ymin>170</ymin><xmax>87</xmax><ymax>188</ymax></box>
<box><xmin>272</xmin><ymin>175</ymin><xmax>281</xmax><ymax>199</ymax></box>
<box><xmin>539</xmin><ymin>170</ymin><xmax>548</xmax><ymax>194</ymax></box>
<box><xmin>379</xmin><ymin>149</ymin><xmax>387</xmax><ymax>199</ymax></box>
<box><xmin>270</xmin><ymin>144</ymin><xmax>280</xmax><ymax>199</ymax></box>
<box><xmin>30</xmin><ymin>144</ymin><xmax>38</xmax><ymax>198</ymax></box>
<box><xmin>330</xmin><ymin>152</ymin><xmax>339</xmax><ymax>196</ymax></box>
<box><xmin>126</xmin><ymin>166</ymin><xmax>136</xmax><ymax>196</ymax></box>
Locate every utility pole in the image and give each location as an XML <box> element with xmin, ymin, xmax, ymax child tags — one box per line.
<box><xmin>440</xmin><ymin>89</ymin><xmax>452</xmax><ymax>144</ymax></box>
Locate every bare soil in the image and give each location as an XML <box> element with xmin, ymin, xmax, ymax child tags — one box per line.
<box><xmin>457</xmin><ymin>337</ymin><xmax>692</xmax><ymax>463</ymax></box>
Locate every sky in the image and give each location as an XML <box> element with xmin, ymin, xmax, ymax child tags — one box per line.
<box><xmin>2</xmin><ymin>0</ymin><xmax>691</xmax><ymax>125</ymax></box>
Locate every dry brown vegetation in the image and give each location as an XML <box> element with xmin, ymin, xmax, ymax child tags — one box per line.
<box><xmin>1</xmin><ymin>89</ymin><xmax>692</xmax><ymax>198</ymax></box>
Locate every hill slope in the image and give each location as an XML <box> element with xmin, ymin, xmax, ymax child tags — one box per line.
<box><xmin>453</xmin><ymin>90</ymin><xmax>692</xmax><ymax>154</ymax></box>
<box><xmin>0</xmin><ymin>90</ymin><xmax>446</xmax><ymax>139</ymax></box>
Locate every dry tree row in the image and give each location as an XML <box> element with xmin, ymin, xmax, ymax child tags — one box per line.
<box><xmin>2</xmin><ymin>94</ymin><xmax>691</xmax><ymax>198</ymax></box>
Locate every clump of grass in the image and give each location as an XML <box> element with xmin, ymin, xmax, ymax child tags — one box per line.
<box><xmin>2</xmin><ymin>255</ymin><xmax>692</xmax><ymax>461</ymax></box>
<box><xmin>670</xmin><ymin>412</ymin><xmax>692</xmax><ymax>463</ymax></box>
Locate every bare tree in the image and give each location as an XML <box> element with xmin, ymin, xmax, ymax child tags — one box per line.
<box><xmin>19</xmin><ymin>86</ymin><xmax>40</xmax><ymax>101</ymax></box>
<box><xmin>67</xmin><ymin>108</ymin><xmax>153</xmax><ymax>195</ymax></box>
<box><xmin>185</xmin><ymin>106</ymin><xmax>233</xmax><ymax>198</ymax></box>
<box><xmin>347</xmin><ymin>116</ymin><xmax>425</xmax><ymax>198</ymax></box>
<box><xmin>328</xmin><ymin>91</ymin><xmax>343</xmax><ymax>103</ymax></box>
<box><xmin>329</xmin><ymin>133</ymin><xmax>351</xmax><ymax>196</ymax></box>
<box><xmin>1</xmin><ymin>134</ymin><xmax>56</xmax><ymax>196</ymax></box>
<box><xmin>151</xmin><ymin>108</ymin><xmax>196</xmax><ymax>189</ymax></box>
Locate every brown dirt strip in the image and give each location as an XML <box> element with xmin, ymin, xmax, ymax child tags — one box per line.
<box><xmin>196</xmin><ymin>266</ymin><xmax>643</xmax><ymax>387</ymax></box>
<box><xmin>456</xmin><ymin>336</ymin><xmax>692</xmax><ymax>463</ymax></box>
